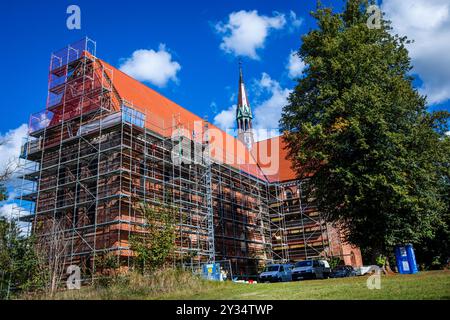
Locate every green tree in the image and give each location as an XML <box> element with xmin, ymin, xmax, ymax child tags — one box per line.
<box><xmin>414</xmin><ymin>137</ymin><xmax>450</xmax><ymax>269</ymax></box>
<box><xmin>281</xmin><ymin>0</ymin><xmax>450</xmax><ymax>265</ymax></box>
<box><xmin>130</xmin><ymin>203</ymin><xmax>176</xmax><ymax>274</ymax></box>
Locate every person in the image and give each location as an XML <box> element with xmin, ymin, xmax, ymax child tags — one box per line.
<box><xmin>221</xmin><ymin>270</ymin><xmax>228</xmax><ymax>281</ymax></box>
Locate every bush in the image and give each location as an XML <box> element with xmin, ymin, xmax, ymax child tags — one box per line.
<box><xmin>30</xmin><ymin>268</ymin><xmax>210</xmax><ymax>300</ymax></box>
<box><xmin>130</xmin><ymin>203</ymin><xmax>176</xmax><ymax>274</ymax></box>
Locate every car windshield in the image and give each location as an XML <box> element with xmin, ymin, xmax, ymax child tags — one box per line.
<box><xmin>334</xmin><ymin>266</ymin><xmax>346</xmax><ymax>271</ymax></box>
<box><xmin>295</xmin><ymin>261</ymin><xmax>312</xmax><ymax>267</ymax></box>
<box><xmin>265</xmin><ymin>265</ymin><xmax>280</xmax><ymax>272</ymax></box>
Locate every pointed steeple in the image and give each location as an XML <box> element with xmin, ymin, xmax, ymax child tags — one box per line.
<box><xmin>236</xmin><ymin>61</ymin><xmax>252</xmax><ymax>121</ymax></box>
<box><xmin>236</xmin><ymin>61</ymin><xmax>254</xmax><ymax>150</ymax></box>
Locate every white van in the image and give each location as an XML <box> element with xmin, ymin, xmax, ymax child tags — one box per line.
<box><xmin>292</xmin><ymin>260</ymin><xmax>331</xmax><ymax>280</ymax></box>
<box><xmin>258</xmin><ymin>264</ymin><xmax>293</xmax><ymax>283</ymax></box>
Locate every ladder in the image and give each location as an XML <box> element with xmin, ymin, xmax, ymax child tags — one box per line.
<box><xmin>203</xmin><ymin>118</ymin><xmax>215</xmax><ymax>262</ymax></box>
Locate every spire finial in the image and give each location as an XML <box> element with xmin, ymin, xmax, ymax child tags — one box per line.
<box><xmin>235</xmin><ymin>58</ymin><xmax>254</xmax><ymax>150</ymax></box>
<box><xmin>239</xmin><ymin>58</ymin><xmax>243</xmax><ymax>81</ymax></box>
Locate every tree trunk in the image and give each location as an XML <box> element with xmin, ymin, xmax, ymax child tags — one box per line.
<box><xmin>382</xmin><ymin>257</ymin><xmax>395</xmax><ymax>275</ymax></box>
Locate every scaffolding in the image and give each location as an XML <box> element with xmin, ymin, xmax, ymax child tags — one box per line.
<box><xmin>15</xmin><ymin>38</ymin><xmax>275</xmax><ymax>279</ymax></box>
<box><xmin>12</xmin><ymin>38</ymin><xmax>352</xmax><ymax>283</ymax></box>
<box><xmin>269</xmin><ymin>180</ymin><xmax>331</xmax><ymax>262</ymax></box>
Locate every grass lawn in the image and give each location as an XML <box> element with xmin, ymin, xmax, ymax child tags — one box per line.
<box><xmin>42</xmin><ymin>270</ymin><xmax>450</xmax><ymax>300</ymax></box>
<box><xmin>160</xmin><ymin>270</ymin><xmax>450</xmax><ymax>300</ymax></box>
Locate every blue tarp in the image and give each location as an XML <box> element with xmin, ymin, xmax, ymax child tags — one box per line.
<box><xmin>202</xmin><ymin>263</ymin><xmax>222</xmax><ymax>281</ymax></box>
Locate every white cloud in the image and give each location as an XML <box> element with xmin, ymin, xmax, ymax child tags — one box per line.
<box><xmin>287</xmin><ymin>50</ymin><xmax>306</xmax><ymax>79</ymax></box>
<box><xmin>382</xmin><ymin>0</ymin><xmax>450</xmax><ymax>104</ymax></box>
<box><xmin>0</xmin><ymin>124</ymin><xmax>28</xmax><ymax>177</ymax></box>
<box><xmin>446</xmin><ymin>131</ymin><xmax>450</xmax><ymax>136</ymax></box>
<box><xmin>213</xmin><ymin>104</ymin><xmax>237</xmax><ymax>130</ymax></box>
<box><xmin>0</xmin><ymin>124</ymin><xmax>36</xmax><ymax>233</ymax></box>
<box><xmin>0</xmin><ymin>203</ymin><xmax>14</xmax><ymax>218</ymax></box>
<box><xmin>252</xmin><ymin>126</ymin><xmax>280</xmax><ymax>142</ymax></box>
<box><xmin>215</xmin><ymin>10</ymin><xmax>287</xmax><ymax>59</ymax></box>
<box><xmin>0</xmin><ymin>203</ymin><xmax>20</xmax><ymax>219</ymax></box>
<box><xmin>0</xmin><ymin>124</ymin><xmax>28</xmax><ymax>224</ymax></box>
<box><xmin>210</xmin><ymin>101</ymin><xmax>219</xmax><ymax>115</ymax></box>
<box><xmin>229</xmin><ymin>92</ymin><xmax>236</xmax><ymax>103</ymax></box>
<box><xmin>252</xmin><ymin>73</ymin><xmax>291</xmax><ymax>140</ymax></box>
<box><xmin>214</xmin><ymin>73</ymin><xmax>291</xmax><ymax>142</ymax></box>
<box><xmin>289</xmin><ymin>10</ymin><xmax>303</xmax><ymax>31</ymax></box>
<box><xmin>0</xmin><ymin>202</ymin><xmax>31</xmax><ymax>234</ymax></box>
<box><xmin>119</xmin><ymin>44</ymin><xmax>181</xmax><ymax>87</ymax></box>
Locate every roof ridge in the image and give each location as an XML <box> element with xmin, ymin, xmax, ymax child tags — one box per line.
<box><xmin>99</xmin><ymin>58</ymin><xmax>209</xmax><ymax>125</ymax></box>
<box><xmin>98</xmin><ymin>57</ymin><xmax>269</xmax><ymax>181</ymax></box>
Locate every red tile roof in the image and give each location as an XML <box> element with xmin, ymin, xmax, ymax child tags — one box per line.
<box><xmin>252</xmin><ymin>136</ymin><xmax>298</xmax><ymax>183</ymax></box>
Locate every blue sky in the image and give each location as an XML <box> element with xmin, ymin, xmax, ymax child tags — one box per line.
<box><xmin>1</xmin><ymin>0</ymin><xmax>450</xmax><ymax>218</ymax></box>
<box><xmin>1</xmin><ymin>1</ymin><xmax>449</xmax><ymax>133</ymax></box>
<box><xmin>0</xmin><ymin>0</ymin><xmax>449</xmax><ymax>179</ymax></box>
<box><xmin>0</xmin><ymin>0</ymin><xmax>329</xmax><ymax>133</ymax></box>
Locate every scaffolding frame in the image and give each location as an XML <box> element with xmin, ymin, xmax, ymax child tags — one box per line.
<box><xmin>13</xmin><ymin>38</ymin><xmax>348</xmax><ymax>283</ymax></box>
<box><xmin>268</xmin><ymin>179</ymin><xmax>333</xmax><ymax>263</ymax></box>
<box><xmin>14</xmin><ymin>39</ymin><xmax>275</xmax><ymax>279</ymax></box>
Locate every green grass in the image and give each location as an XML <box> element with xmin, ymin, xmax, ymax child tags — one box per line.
<box><xmin>160</xmin><ymin>270</ymin><xmax>450</xmax><ymax>300</ymax></box>
<box><xmin>24</xmin><ymin>270</ymin><xmax>450</xmax><ymax>300</ymax></box>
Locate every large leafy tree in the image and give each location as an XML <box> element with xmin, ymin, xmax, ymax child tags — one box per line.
<box><xmin>281</xmin><ymin>0</ymin><xmax>450</xmax><ymax>264</ymax></box>
<box><xmin>414</xmin><ymin>137</ymin><xmax>450</xmax><ymax>269</ymax></box>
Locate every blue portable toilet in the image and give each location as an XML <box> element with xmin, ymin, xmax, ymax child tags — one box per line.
<box><xmin>395</xmin><ymin>244</ymin><xmax>418</xmax><ymax>274</ymax></box>
<box><xmin>202</xmin><ymin>263</ymin><xmax>221</xmax><ymax>281</ymax></box>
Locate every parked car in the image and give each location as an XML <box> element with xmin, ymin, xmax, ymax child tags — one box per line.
<box><xmin>258</xmin><ymin>264</ymin><xmax>293</xmax><ymax>283</ymax></box>
<box><xmin>292</xmin><ymin>260</ymin><xmax>331</xmax><ymax>280</ymax></box>
<box><xmin>330</xmin><ymin>265</ymin><xmax>357</xmax><ymax>278</ymax></box>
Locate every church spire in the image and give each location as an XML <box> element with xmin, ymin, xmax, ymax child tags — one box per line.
<box><xmin>236</xmin><ymin>61</ymin><xmax>254</xmax><ymax>150</ymax></box>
